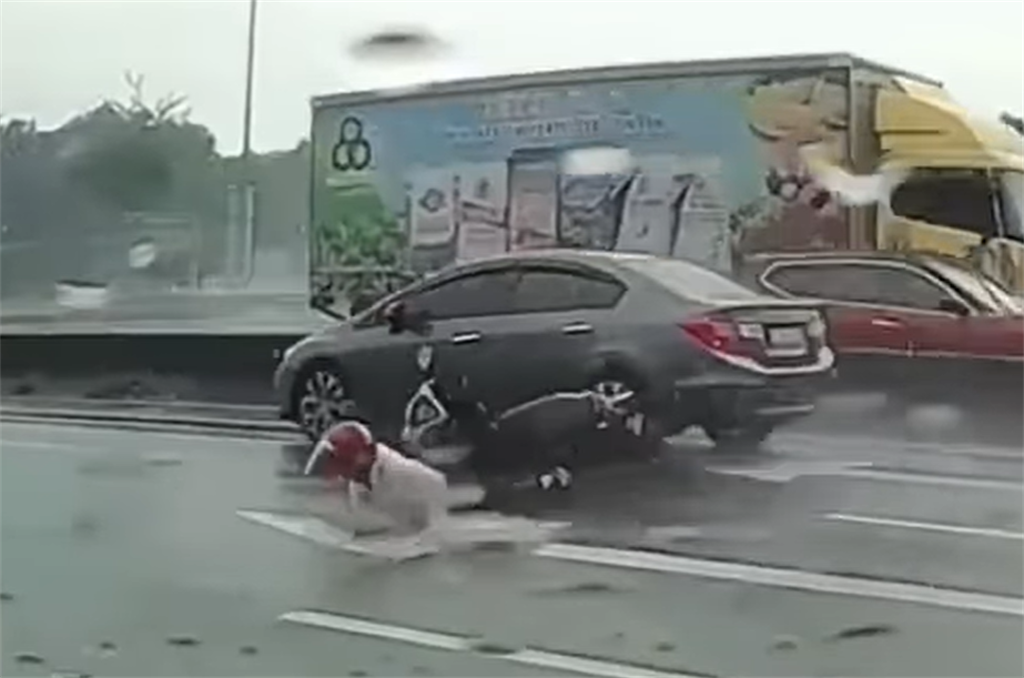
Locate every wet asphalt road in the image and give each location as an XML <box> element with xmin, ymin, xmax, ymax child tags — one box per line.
<box><xmin>1</xmin><ymin>421</ymin><xmax>1022</xmax><ymax>677</ymax></box>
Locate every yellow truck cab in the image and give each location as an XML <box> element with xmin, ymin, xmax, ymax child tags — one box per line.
<box><xmin>873</xmin><ymin>78</ymin><xmax>1024</xmax><ymax>291</ymax></box>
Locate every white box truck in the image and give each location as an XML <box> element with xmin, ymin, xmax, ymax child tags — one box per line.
<box><xmin>308</xmin><ymin>52</ymin><xmax>1024</xmax><ymax>311</ymax></box>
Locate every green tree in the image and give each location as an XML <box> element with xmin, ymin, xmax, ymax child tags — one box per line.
<box><xmin>62</xmin><ymin>71</ymin><xmax>219</xmax><ymax>214</ymax></box>
<box><xmin>1</xmin><ymin>117</ymin><xmax>38</xmax><ymax>154</ymax></box>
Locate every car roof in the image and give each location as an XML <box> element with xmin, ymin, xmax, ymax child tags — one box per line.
<box><xmin>741</xmin><ymin>249</ymin><xmax>993</xmax><ymax>279</ymax></box>
<box><xmin>480</xmin><ymin>248</ymin><xmax>656</xmax><ymax>264</ymax></box>
<box><xmin>437</xmin><ymin>248</ymin><xmax>658</xmax><ymax>277</ymax></box>
<box><xmin>745</xmin><ymin>249</ymin><xmax>954</xmax><ymax>267</ymax></box>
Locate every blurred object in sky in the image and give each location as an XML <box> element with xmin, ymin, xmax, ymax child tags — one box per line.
<box><xmin>560</xmin><ymin>147</ymin><xmax>635</xmax><ymax>176</ymax></box>
<box><xmin>349</xmin><ymin>27</ymin><xmax>450</xmax><ymax>62</ymax></box>
<box><xmin>799</xmin><ymin>143</ymin><xmax>909</xmax><ymax>207</ymax></box>
<box><xmin>128</xmin><ymin>237</ymin><xmax>158</xmax><ymax>269</ymax></box>
<box><xmin>345</xmin><ymin>27</ymin><xmax>471</xmax><ymax>94</ymax></box>
<box><xmin>55</xmin><ymin>281</ymin><xmax>109</xmax><ymax>309</ymax></box>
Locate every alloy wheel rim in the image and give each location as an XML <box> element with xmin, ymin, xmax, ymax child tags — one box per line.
<box><xmin>298</xmin><ymin>370</ymin><xmax>349</xmax><ymax>435</ymax></box>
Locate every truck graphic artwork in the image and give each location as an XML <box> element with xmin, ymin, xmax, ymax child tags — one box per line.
<box><xmin>332</xmin><ymin>116</ymin><xmax>373</xmax><ymax>173</ymax></box>
<box><xmin>309</xmin><ymin>54</ymin><xmax>1024</xmax><ymax>311</ymax></box>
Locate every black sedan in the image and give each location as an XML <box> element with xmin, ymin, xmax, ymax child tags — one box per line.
<box><xmin>274</xmin><ymin>250</ymin><xmax>834</xmax><ymax>469</ymax></box>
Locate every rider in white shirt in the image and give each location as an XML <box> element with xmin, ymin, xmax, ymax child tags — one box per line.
<box><xmin>304</xmin><ymin>420</ymin><xmax>449</xmax><ymax>536</ymax></box>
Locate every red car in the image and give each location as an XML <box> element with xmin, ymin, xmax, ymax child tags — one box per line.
<box><xmin>741</xmin><ymin>251</ymin><xmax>1023</xmax><ymax>423</ymax></box>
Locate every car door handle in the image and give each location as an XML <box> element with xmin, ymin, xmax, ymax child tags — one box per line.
<box><xmin>562</xmin><ymin>322</ymin><xmax>594</xmax><ymax>335</ymax></box>
<box><xmin>870</xmin><ymin>317</ymin><xmax>904</xmax><ymax>329</ymax></box>
<box><xmin>450</xmin><ymin>332</ymin><xmax>482</xmax><ymax>345</ymax></box>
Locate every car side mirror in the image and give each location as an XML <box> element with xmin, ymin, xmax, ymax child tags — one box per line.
<box><xmin>938</xmin><ymin>297</ymin><xmax>971</xmax><ymax>317</ymax></box>
<box><xmin>383</xmin><ymin>300</ymin><xmax>431</xmax><ymax>334</ymax></box>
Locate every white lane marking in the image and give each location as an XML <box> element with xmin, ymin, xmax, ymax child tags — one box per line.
<box><xmin>707</xmin><ymin>460</ymin><xmax>873</xmax><ymax>483</ymax></box>
<box><xmin>241</xmin><ymin>510</ymin><xmax>1022</xmax><ymax>617</ymax></box>
<box><xmin>775</xmin><ymin>432</ymin><xmax>1023</xmax><ymax>463</ymax></box>
<box><xmin>825</xmin><ymin>513</ymin><xmax>1024</xmax><ymax>541</ymax></box>
<box><xmin>534</xmin><ymin>543</ymin><xmax>1024</xmax><ymax>617</ymax></box>
<box><xmin>0</xmin><ymin>439</ymin><xmax>86</xmax><ymax>450</ymax></box>
<box><xmin>238</xmin><ymin>509</ymin><xmax>570</xmax><ymax>557</ymax></box>
<box><xmin>237</xmin><ymin>509</ymin><xmax>439</xmax><ymax>560</ymax></box>
<box><xmin>0</xmin><ymin>410</ymin><xmax>297</xmax><ymax>438</ymax></box>
<box><xmin>672</xmin><ymin>429</ymin><xmax>1022</xmax><ymax>462</ymax></box>
<box><xmin>0</xmin><ymin>421</ymin><xmax>294</xmax><ymax>447</ymax></box>
<box><xmin>279</xmin><ymin>610</ymin><xmax>699</xmax><ymax>678</ymax></box>
<box><xmin>837</xmin><ymin>467</ymin><xmax>1022</xmax><ymax>492</ymax></box>
<box><xmin>237</xmin><ymin>510</ymin><xmax>355</xmax><ymax>548</ymax></box>
<box><xmin>9</xmin><ymin>397</ymin><xmax>277</xmax><ymax>415</ymax></box>
<box><xmin>707</xmin><ymin>460</ymin><xmax>1023</xmax><ymax>492</ymax></box>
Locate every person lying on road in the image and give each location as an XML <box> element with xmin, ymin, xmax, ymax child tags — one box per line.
<box><xmin>304</xmin><ymin>420</ymin><xmax>450</xmax><ymax>538</ymax></box>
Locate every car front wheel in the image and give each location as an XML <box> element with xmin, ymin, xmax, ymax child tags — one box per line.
<box><xmin>293</xmin><ymin>362</ymin><xmax>357</xmax><ymax>441</ymax></box>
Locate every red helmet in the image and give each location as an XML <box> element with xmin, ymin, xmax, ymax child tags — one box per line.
<box><xmin>320</xmin><ymin>421</ymin><xmax>377</xmax><ymax>480</ymax></box>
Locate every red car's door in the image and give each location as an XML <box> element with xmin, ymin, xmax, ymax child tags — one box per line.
<box><xmin>824</xmin><ymin>304</ymin><xmax>913</xmax><ymax>356</ymax></box>
<box><xmin>912</xmin><ymin>313</ymin><xmax>1024</xmax><ymax>360</ymax></box>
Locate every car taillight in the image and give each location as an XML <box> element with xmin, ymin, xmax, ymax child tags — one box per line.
<box><xmin>680</xmin><ymin>316</ymin><xmax>743</xmax><ymax>355</ymax></box>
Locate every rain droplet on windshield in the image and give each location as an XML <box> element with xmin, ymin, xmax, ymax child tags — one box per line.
<box><xmin>345</xmin><ymin>27</ymin><xmax>466</xmax><ymax>94</ymax></box>
<box><xmin>349</xmin><ymin>27</ymin><xmax>449</xmax><ymax>62</ymax></box>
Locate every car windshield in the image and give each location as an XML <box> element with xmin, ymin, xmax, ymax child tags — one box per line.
<box><xmin>622</xmin><ymin>258</ymin><xmax>760</xmax><ymax>302</ymax></box>
<box><xmin>929</xmin><ymin>259</ymin><xmax>1021</xmax><ymax>315</ymax></box>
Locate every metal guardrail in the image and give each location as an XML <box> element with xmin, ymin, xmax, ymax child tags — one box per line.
<box><xmin>0</xmin><ymin>404</ymin><xmax>297</xmax><ymax>433</ymax></box>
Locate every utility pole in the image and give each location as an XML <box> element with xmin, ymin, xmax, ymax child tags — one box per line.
<box><xmin>240</xmin><ymin>0</ymin><xmax>258</xmax><ymax>284</ymax></box>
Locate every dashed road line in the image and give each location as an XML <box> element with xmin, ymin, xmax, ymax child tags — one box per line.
<box><xmin>279</xmin><ymin>610</ymin><xmax>707</xmax><ymax>678</ymax></box>
<box><xmin>534</xmin><ymin>543</ymin><xmax>1024</xmax><ymax>617</ymax></box>
<box><xmin>240</xmin><ymin>510</ymin><xmax>1023</xmax><ymax>617</ymax></box>
<box><xmin>707</xmin><ymin>460</ymin><xmax>1023</xmax><ymax>492</ymax></box>
<box><xmin>775</xmin><ymin>432</ymin><xmax>1023</xmax><ymax>462</ymax></box>
<box><xmin>824</xmin><ymin>513</ymin><xmax>1024</xmax><ymax>541</ymax></box>
<box><xmin>837</xmin><ymin>467</ymin><xmax>1022</xmax><ymax>492</ymax></box>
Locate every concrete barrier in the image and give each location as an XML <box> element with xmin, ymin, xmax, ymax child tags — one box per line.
<box><xmin>0</xmin><ymin>332</ymin><xmax>305</xmax><ymax>405</ymax></box>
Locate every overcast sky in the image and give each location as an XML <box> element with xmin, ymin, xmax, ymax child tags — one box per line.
<box><xmin>2</xmin><ymin>0</ymin><xmax>1021</xmax><ymax>154</ymax></box>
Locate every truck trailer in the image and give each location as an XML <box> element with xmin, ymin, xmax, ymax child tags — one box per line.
<box><xmin>307</xmin><ymin>52</ymin><xmax>1024</xmax><ymax>310</ymax></box>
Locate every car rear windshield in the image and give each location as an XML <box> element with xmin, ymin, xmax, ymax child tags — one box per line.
<box><xmin>622</xmin><ymin>258</ymin><xmax>760</xmax><ymax>303</ymax></box>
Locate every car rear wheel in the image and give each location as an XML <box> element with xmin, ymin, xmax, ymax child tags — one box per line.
<box><xmin>702</xmin><ymin>421</ymin><xmax>774</xmax><ymax>453</ymax></box>
<box><xmin>292</xmin><ymin>362</ymin><xmax>358</xmax><ymax>441</ymax></box>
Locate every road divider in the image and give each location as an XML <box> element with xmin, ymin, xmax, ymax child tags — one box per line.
<box><xmin>0</xmin><ymin>405</ymin><xmax>302</xmax><ymax>443</ymax></box>
<box><xmin>0</xmin><ymin>332</ymin><xmax>304</xmax><ymax>405</ymax></box>
<box><xmin>0</xmin><ymin>395</ymin><xmax>279</xmax><ymax>423</ymax></box>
